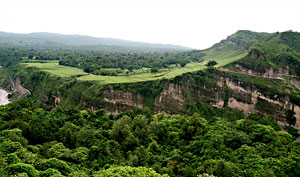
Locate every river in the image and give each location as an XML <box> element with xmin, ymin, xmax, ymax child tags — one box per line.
<box><xmin>0</xmin><ymin>88</ymin><xmax>10</xmax><ymax>105</ymax></box>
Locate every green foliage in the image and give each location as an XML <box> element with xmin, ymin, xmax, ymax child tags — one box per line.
<box><xmin>95</xmin><ymin>166</ymin><xmax>169</xmax><ymax>177</ymax></box>
<box><xmin>0</xmin><ymin>95</ymin><xmax>300</xmax><ymax>177</ymax></box>
<box><xmin>285</xmin><ymin>109</ymin><xmax>296</xmax><ymax>125</ymax></box>
<box><xmin>4</xmin><ymin>163</ymin><xmax>39</xmax><ymax>177</ymax></box>
<box><xmin>0</xmin><ymin>128</ymin><xmax>28</xmax><ymax>146</ymax></box>
<box><xmin>286</xmin><ymin>126</ymin><xmax>300</xmax><ymax>139</ymax></box>
<box><xmin>205</xmin><ymin>60</ymin><xmax>218</xmax><ymax>67</ymax></box>
<box><xmin>35</xmin><ymin>158</ymin><xmax>71</xmax><ymax>176</ymax></box>
<box><xmin>39</xmin><ymin>168</ymin><xmax>63</xmax><ymax>177</ymax></box>
<box><xmin>151</xmin><ymin>67</ymin><xmax>159</xmax><ymax>73</ymax></box>
<box><xmin>198</xmin><ymin>159</ymin><xmax>239</xmax><ymax>177</ymax></box>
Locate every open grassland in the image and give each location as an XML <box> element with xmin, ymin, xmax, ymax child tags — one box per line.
<box><xmin>21</xmin><ymin>52</ymin><xmax>247</xmax><ymax>84</ymax></box>
<box><xmin>201</xmin><ymin>45</ymin><xmax>246</xmax><ymax>61</ymax></box>
<box><xmin>214</xmin><ymin>52</ymin><xmax>248</xmax><ymax>66</ymax></box>
<box><xmin>22</xmin><ymin>60</ymin><xmax>88</xmax><ymax>77</ymax></box>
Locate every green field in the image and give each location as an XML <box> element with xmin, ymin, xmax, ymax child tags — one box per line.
<box><xmin>21</xmin><ymin>52</ymin><xmax>247</xmax><ymax>84</ymax></box>
<box><xmin>22</xmin><ymin>60</ymin><xmax>88</xmax><ymax>77</ymax></box>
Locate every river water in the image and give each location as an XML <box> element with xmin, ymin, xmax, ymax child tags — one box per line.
<box><xmin>0</xmin><ymin>88</ymin><xmax>10</xmax><ymax>105</ymax></box>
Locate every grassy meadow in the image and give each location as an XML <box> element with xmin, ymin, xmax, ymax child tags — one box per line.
<box><xmin>22</xmin><ymin>60</ymin><xmax>88</xmax><ymax>77</ymax></box>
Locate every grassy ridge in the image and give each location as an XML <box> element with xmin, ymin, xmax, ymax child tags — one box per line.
<box><xmin>21</xmin><ymin>52</ymin><xmax>246</xmax><ymax>84</ymax></box>
<box><xmin>226</xmin><ymin>31</ymin><xmax>300</xmax><ymax>76</ymax></box>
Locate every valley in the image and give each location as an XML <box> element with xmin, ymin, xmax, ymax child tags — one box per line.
<box><xmin>1</xmin><ymin>30</ymin><xmax>299</xmax><ymax>130</ymax></box>
<box><xmin>0</xmin><ymin>30</ymin><xmax>300</xmax><ymax>177</ymax></box>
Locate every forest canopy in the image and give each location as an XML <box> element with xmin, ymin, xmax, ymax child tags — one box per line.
<box><xmin>0</xmin><ymin>98</ymin><xmax>300</xmax><ymax>176</ymax></box>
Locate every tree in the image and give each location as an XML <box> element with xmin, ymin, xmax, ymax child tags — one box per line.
<box><xmin>151</xmin><ymin>67</ymin><xmax>159</xmax><ymax>73</ymax></box>
<box><xmin>128</xmin><ymin>66</ymin><xmax>134</xmax><ymax>72</ymax></box>
<box><xmin>36</xmin><ymin>158</ymin><xmax>71</xmax><ymax>176</ymax></box>
<box><xmin>4</xmin><ymin>163</ymin><xmax>39</xmax><ymax>177</ymax></box>
<box><xmin>205</xmin><ymin>60</ymin><xmax>218</xmax><ymax>67</ymax></box>
<box><xmin>286</xmin><ymin>109</ymin><xmax>296</xmax><ymax>125</ymax></box>
<box><xmin>180</xmin><ymin>61</ymin><xmax>188</xmax><ymax>67</ymax></box>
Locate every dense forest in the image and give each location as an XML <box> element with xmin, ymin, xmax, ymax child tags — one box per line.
<box><xmin>0</xmin><ymin>98</ymin><xmax>300</xmax><ymax>176</ymax></box>
<box><xmin>58</xmin><ymin>50</ymin><xmax>204</xmax><ymax>75</ymax></box>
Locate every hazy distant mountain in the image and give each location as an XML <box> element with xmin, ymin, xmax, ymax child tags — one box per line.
<box><xmin>0</xmin><ymin>31</ymin><xmax>193</xmax><ymax>51</ymax></box>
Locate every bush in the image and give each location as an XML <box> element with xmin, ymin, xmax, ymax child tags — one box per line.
<box><xmin>35</xmin><ymin>158</ymin><xmax>71</xmax><ymax>176</ymax></box>
<box><xmin>94</xmin><ymin>166</ymin><xmax>169</xmax><ymax>177</ymax></box>
<box><xmin>4</xmin><ymin>163</ymin><xmax>39</xmax><ymax>177</ymax></box>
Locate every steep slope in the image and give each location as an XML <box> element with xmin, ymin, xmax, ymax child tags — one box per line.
<box><xmin>216</xmin><ymin>30</ymin><xmax>300</xmax><ymax>130</ymax></box>
<box><xmin>0</xmin><ymin>31</ymin><xmax>192</xmax><ymax>51</ymax></box>
<box><xmin>198</xmin><ymin>30</ymin><xmax>270</xmax><ymax>62</ymax></box>
<box><xmin>222</xmin><ymin>31</ymin><xmax>300</xmax><ymax>91</ymax></box>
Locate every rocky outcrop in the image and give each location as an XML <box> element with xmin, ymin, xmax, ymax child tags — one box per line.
<box><xmin>249</xmin><ymin>49</ymin><xmax>265</xmax><ymax>60</ymax></box>
<box><xmin>221</xmin><ymin>78</ymin><xmax>300</xmax><ymax>131</ymax></box>
<box><xmin>290</xmin><ymin>79</ymin><xmax>300</xmax><ymax>90</ymax></box>
<box><xmin>154</xmin><ymin>83</ymin><xmax>185</xmax><ymax>114</ymax></box>
<box><xmin>52</xmin><ymin>91</ymin><xmax>61</xmax><ymax>107</ymax></box>
<box><xmin>9</xmin><ymin>76</ymin><xmax>31</xmax><ymax>98</ymax></box>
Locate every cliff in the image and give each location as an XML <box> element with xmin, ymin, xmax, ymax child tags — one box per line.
<box><xmin>5</xmin><ymin>62</ymin><xmax>299</xmax><ymax>134</ymax></box>
<box><xmin>9</xmin><ymin>76</ymin><xmax>31</xmax><ymax>98</ymax></box>
<box><xmin>100</xmin><ymin>71</ymin><xmax>299</xmax><ymax>130</ymax></box>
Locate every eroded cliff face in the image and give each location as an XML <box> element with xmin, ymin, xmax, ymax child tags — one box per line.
<box><xmin>9</xmin><ymin>76</ymin><xmax>31</xmax><ymax>98</ymax></box>
<box><xmin>220</xmin><ymin>79</ymin><xmax>300</xmax><ymax>131</ymax></box>
<box><xmin>154</xmin><ymin>83</ymin><xmax>185</xmax><ymax>114</ymax></box>
<box><xmin>13</xmin><ymin>66</ymin><xmax>299</xmax><ymax>132</ymax></box>
<box><xmin>103</xmin><ymin>86</ymin><xmax>144</xmax><ymax>108</ymax></box>
<box><xmin>97</xmin><ymin>71</ymin><xmax>299</xmax><ymax>132</ymax></box>
<box><xmin>100</xmin><ymin>85</ymin><xmax>144</xmax><ymax>114</ymax></box>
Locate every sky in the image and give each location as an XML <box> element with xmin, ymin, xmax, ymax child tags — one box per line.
<box><xmin>0</xmin><ymin>0</ymin><xmax>299</xmax><ymax>49</ymax></box>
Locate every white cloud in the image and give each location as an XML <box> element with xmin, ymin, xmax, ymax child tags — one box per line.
<box><xmin>0</xmin><ymin>0</ymin><xmax>299</xmax><ymax>49</ymax></box>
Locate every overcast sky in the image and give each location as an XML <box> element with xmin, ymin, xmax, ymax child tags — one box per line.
<box><xmin>0</xmin><ymin>0</ymin><xmax>299</xmax><ymax>49</ymax></box>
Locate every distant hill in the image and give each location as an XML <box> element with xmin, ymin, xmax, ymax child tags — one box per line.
<box><xmin>0</xmin><ymin>31</ymin><xmax>193</xmax><ymax>51</ymax></box>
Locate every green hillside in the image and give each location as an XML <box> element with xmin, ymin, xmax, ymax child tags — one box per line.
<box><xmin>198</xmin><ymin>30</ymin><xmax>270</xmax><ymax>62</ymax></box>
